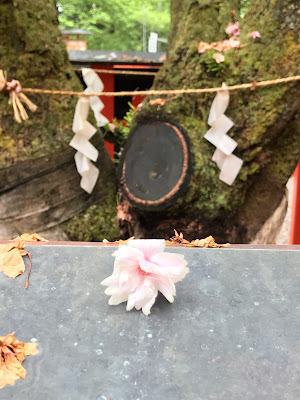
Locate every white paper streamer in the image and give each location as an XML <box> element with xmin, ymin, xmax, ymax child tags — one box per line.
<box><xmin>70</xmin><ymin>68</ymin><xmax>109</xmax><ymax>194</ymax></box>
<box><xmin>205</xmin><ymin>83</ymin><xmax>243</xmax><ymax>185</ymax></box>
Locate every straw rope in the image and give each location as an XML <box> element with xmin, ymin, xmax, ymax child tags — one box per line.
<box><xmin>22</xmin><ymin>75</ymin><xmax>300</xmax><ymax>98</ymax></box>
<box><xmin>73</xmin><ymin>67</ymin><xmax>157</xmax><ymax>76</ymax></box>
<box><xmin>0</xmin><ymin>70</ymin><xmax>37</xmax><ymax>123</ymax></box>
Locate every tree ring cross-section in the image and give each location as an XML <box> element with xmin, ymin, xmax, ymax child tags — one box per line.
<box><xmin>120</xmin><ymin>120</ymin><xmax>193</xmax><ymax>210</ymax></box>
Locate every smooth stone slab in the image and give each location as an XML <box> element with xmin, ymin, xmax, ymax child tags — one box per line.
<box><xmin>0</xmin><ymin>245</ymin><xmax>299</xmax><ymax>400</ymax></box>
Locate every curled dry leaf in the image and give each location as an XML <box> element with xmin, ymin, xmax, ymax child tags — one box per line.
<box><xmin>0</xmin><ymin>241</ymin><xmax>27</xmax><ymax>279</ymax></box>
<box><xmin>103</xmin><ymin>237</ymin><xmax>135</xmax><ymax>245</ymax></box>
<box><xmin>187</xmin><ymin>236</ymin><xmax>230</xmax><ymax>248</ymax></box>
<box><xmin>103</xmin><ymin>230</ymin><xmax>229</xmax><ymax>248</ymax></box>
<box><xmin>0</xmin><ymin>233</ymin><xmax>46</xmax><ymax>288</ymax></box>
<box><xmin>0</xmin><ymin>237</ymin><xmax>39</xmax><ymax>289</ymax></box>
<box><xmin>13</xmin><ymin>233</ymin><xmax>47</xmax><ymax>242</ymax></box>
<box><xmin>167</xmin><ymin>230</ymin><xmax>190</xmax><ymax>245</ymax></box>
<box><xmin>0</xmin><ymin>332</ymin><xmax>38</xmax><ymax>389</ymax></box>
<box><xmin>168</xmin><ymin>230</ymin><xmax>229</xmax><ymax>248</ymax></box>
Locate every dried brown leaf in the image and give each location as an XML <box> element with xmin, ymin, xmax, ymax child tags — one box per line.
<box><xmin>13</xmin><ymin>233</ymin><xmax>47</xmax><ymax>242</ymax></box>
<box><xmin>103</xmin><ymin>237</ymin><xmax>135</xmax><ymax>245</ymax></box>
<box><xmin>186</xmin><ymin>236</ymin><xmax>230</xmax><ymax>248</ymax></box>
<box><xmin>168</xmin><ymin>231</ymin><xmax>230</xmax><ymax>248</ymax></box>
<box><xmin>0</xmin><ymin>238</ymin><xmax>34</xmax><ymax>288</ymax></box>
<box><xmin>168</xmin><ymin>230</ymin><xmax>190</xmax><ymax>245</ymax></box>
<box><xmin>0</xmin><ymin>241</ymin><xmax>25</xmax><ymax>278</ymax></box>
<box><xmin>0</xmin><ymin>332</ymin><xmax>38</xmax><ymax>389</ymax></box>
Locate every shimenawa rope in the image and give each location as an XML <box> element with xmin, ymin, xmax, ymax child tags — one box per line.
<box><xmin>73</xmin><ymin>67</ymin><xmax>157</xmax><ymax>76</ymax></box>
<box><xmin>21</xmin><ymin>75</ymin><xmax>300</xmax><ymax>98</ymax></box>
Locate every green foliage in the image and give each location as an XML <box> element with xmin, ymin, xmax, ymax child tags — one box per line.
<box><xmin>201</xmin><ymin>50</ymin><xmax>229</xmax><ymax>76</ymax></box>
<box><xmin>62</xmin><ymin>182</ymin><xmax>120</xmax><ymax>241</ymax></box>
<box><xmin>240</xmin><ymin>0</ymin><xmax>251</xmax><ymax>18</ymax></box>
<box><xmin>102</xmin><ymin>102</ymin><xmax>136</xmax><ymax>162</ymax></box>
<box><xmin>58</xmin><ymin>0</ymin><xmax>170</xmax><ymax>51</ymax></box>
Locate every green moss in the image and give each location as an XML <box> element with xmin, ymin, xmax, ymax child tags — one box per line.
<box><xmin>0</xmin><ymin>128</ymin><xmax>17</xmax><ymax>164</ymax></box>
<box><xmin>0</xmin><ymin>0</ymin><xmax>119</xmax><ymax>242</ymax></box>
<box><xmin>0</xmin><ymin>0</ymin><xmax>82</xmax><ymax>169</ymax></box>
<box><xmin>62</xmin><ymin>183</ymin><xmax>120</xmax><ymax>242</ymax></box>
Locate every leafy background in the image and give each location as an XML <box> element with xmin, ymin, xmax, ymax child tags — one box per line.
<box><xmin>57</xmin><ymin>0</ymin><xmax>170</xmax><ymax>51</ymax></box>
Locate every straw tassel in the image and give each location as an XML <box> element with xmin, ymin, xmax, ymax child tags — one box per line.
<box><xmin>0</xmin><ymin>70</ymin><xmax>37</xmax><ymax>123</ymax></box>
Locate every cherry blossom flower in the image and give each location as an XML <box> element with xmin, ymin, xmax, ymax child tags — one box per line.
<box><xmin>229</xmin><ymin>37</ymin><xmax>240</xmax><ymax>48</ymax></box>
<box><xmin>108</xmin><ymin>123</ymin><xmax>116</xmax><ymax>132</ymax></box>
<box><xmin>213</xmin><ymin>53</ymin><xmax>225</xmax><ymax>64</ymax></box>
<box><xmin>226</xmin><ymin>22</ymin><xmax>240</xmax><ymax>37</ymax></box>
<box><xmin>101</xmin><ymin>239</ymin><xmax>189</xmax><ymax>316</ymax></box>
<box><xmin>250</xmin><ymin>31</ymin><xmax>261</xmax><ymax>39</ymax></box>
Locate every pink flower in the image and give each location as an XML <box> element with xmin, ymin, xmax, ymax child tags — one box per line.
<box><xmin>213</xmin><ymin>53</ymin><xmax>225</xmax><ymax>64</ymax></box>
<box><xmin>108</xmin><ymin>123</ymin><xmax>116</xmax><ymax>132</ymax></box>
<box><xmin>226</xmin><ymin>22</ymin><xmax>240</xmax><ymax>37</ymax></box>
<box><xmin>101</xmin><ymin>239</ymin><xmax>189</xmax><ymax>316</ymax></box>
<box><xmin>250</xmin><ymin>31</ymin><xmax>261</xmax><ymax>39</ymax></box>
<box><xmin>229</xmin><ymin>37</ymin><xmax>240</xmax><ymax>48</ymax></box>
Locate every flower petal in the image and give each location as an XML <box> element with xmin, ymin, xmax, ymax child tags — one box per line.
<box><xmin>153</xmin><ymin>275</ymin><xmax>176</xmax><ymax>303</ymax></box>
<box><xmin>108</xmin><ymin>292</ymin><xmax>129</xmax><ymax>305</ymax></box>
<box><xmin>141</xmin><ymin>292</ymin><xmax>158</xmax><ymax>316</ymax></box>
<box><xmin>127</xmin><ymin>239</ymin><xmax>165</xmax><ymax>260</ymax></box>
<box><xmin>126</xmin><ymin>277</ymin><xmax>158</xmax><ymax>315</ymax></box>
<box><xmin>143</xmin><ymin>252</ymin><xmax>189</xmax><ymax>282</ymax></box>
<box><xmin>101</xmin><ymin>275</ymin><xmax>115</xmax><ymax>286</ymax></box>
<box><xmin>113</xmin><ymin>244</ymin><xmax>142</xmax><ymax>265</ymax></box>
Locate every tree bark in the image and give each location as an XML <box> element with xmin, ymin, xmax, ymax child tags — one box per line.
<box><xmin>0</xmin><ymin>0</ymin><xmax>119</xmax><ymax>240</ymax></box>
<box><xmin>127</xmin><ymin>0</ymin><xmax>300</xmax><ymax>243</ymax></box>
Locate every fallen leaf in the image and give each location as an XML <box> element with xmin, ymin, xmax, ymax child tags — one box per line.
<box><xmin>104</xmin><ymin>231</ymin><xmax>229</xmax><ymax>248</ymax></box>
<box><xmin>0</xmin><ymin>240</ymin><xmax>32</xmax><ymax>288</ymax></box>
<box><xmin>13</xmin><ymin>233</ymin><xmax>47</xmax><ymax>242</ymax></box>
<box><xmin>168</xmin><ymin>229</ymin><xmax>190</xmax><ymax>245</ymax></box>
<box><xmin>103</xmin><ymin>237</ymin><xmax>135</xmax><ymax>245</ymax></box>
<box><xmin>0</xmin><ymin>241</ymin><xmax>26</xmax><ymax>278</ymax></box>
<box><xmin>168</xmin><ymin>231</ymin><xmax>230</xmax><ymax>248</ymax></box>
<box><xmin>0</xmin><ymin>332</ymin><xmax>38</xmax><ymax>389</ymax></box>
<box><xmin>187</xmin><ymin>236</ymin><xmax>230</xmax><ymax>248</ymax></box>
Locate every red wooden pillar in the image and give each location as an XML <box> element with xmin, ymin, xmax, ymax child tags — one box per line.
<box><xmin>91</xmin><ymin>64</ymin><xmax>115</xmax><ymax>159</ymax></box>
<box><xmin>131</xmin><ymin>95</ymin><xmax>146</xmax><ymax>108</ymax></box>
<box><xmin>289</xmin><ymin>161</ymin><xmax>300</xmax><ymax>244</ymax></box>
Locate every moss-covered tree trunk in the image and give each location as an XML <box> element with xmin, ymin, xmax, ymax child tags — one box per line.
<box><xmin>127</xmin><ymin>0</ymin><xmax>300</xmax><ymax>243</ymax></box>
<box><xmin>0</xmin><ymin>0</ymin><xmax>119</xmax><ymax>240</ymax></box>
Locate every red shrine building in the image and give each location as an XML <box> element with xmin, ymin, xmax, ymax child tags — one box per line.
<box><xmin>68</xmin><ymin>49</ymin><xmax>165</xmax><ymax>119</ymax></box>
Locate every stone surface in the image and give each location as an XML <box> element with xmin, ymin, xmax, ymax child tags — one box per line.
<box><xmin>0</xmin><ymin>245</ymin><xmax>300</xmax><ymax>400</ymax></box>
